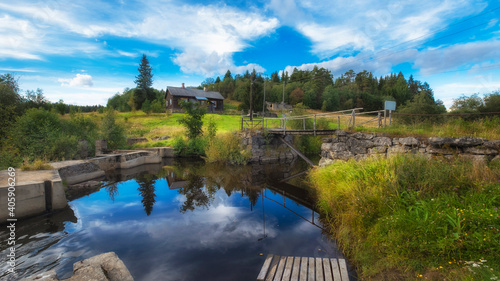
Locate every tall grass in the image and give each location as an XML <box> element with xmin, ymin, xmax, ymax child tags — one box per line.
<box><xmin>309</xmin><ymin>155</ymin><xmax>500</xmax><ymax>280</ymax></box>
<box><xmin>204</xmin><ymin>132</ymin><xmax>250</xmax><ymax>164</ymax></box>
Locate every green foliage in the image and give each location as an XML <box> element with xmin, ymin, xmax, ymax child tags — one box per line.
<box><xmin>99</xmin><ymin>109</ymin><xmax>126</xmax><ymax>149</ymax></box>
<box><xmin>206</xmin><ymin>117</ymin><xmax>217</xmax><ymax>140</ymax></box>
<box><xmin>151</xmin><ymin>98</ymin><xmax>165</xmax><ymax>113</ymax></box>
<box><xmin>310</xmin><ymin>155</ymin><xmax>500</xmax><ymax>280</ymax></box>
<box><xmin>141</xmin><ymin>98</ymin><xmax>152</xmax><ymax>114</ymax></box>
<box><xmin>178</xmin><ymin>101</ymin><xmax>206</xmax><ymax>139</ymax></box>
<box><xmin>397</xmin><ymin>92</ymin><xmax>447</xmax><ymax>124</ymax></box>
<box><xmin>205</xmin><ymin>133</ymin><xmax>250</xmax><ymax>164</ymax></box>
<box><xmin>172</xmin><ymin>137</ymin><xmax>207</xmax><ymax>157</ymax></box>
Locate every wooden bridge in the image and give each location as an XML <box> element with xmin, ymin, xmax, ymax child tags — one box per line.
<box><xmin>257</xmin><ymin>254</ymin><xmax>350</xmax><ymax>281</ymax></box>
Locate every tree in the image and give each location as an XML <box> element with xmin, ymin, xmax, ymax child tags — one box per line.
<box><xmin>178</xmin><ymin>101</ymin><xmax>206</xmax><ymax>139</ymax></box>
<box><xmin>141</xmin><ymin>99</ymin><xmax>152</xmax><ymax>114</ymax></box>
<box><xmin>135</xmin><ymin>54</ymin><xmax>153</xmax><ymax>89</ymax></box>
<box><xmin>134</xmin><ymin>54</ymin><xmax>154</xmax><ymax>108</ymax></box>
<box><xmin>450</xmin><ymin>94</ymin><xmax>483</xmax><ymax>113</ymax></box>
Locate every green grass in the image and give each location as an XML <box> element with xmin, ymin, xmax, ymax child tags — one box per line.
<box><xmin>309</xmin><ymin>155</ymin><xmax>500</xmax><ymax>280</ymax></box>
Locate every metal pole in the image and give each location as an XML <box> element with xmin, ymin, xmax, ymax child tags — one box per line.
<box><xmin>389</xmin><ymin>110</ymin><xmax>392</xmax><ymax>125</ymax></box>
<box><xmin>282</xmin><ymin>78</ymin><xmax>285</xmax><ymax>116</ymax></box>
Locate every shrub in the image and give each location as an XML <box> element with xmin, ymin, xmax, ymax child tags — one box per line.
<box><xmin>205</xmin><ymin>133</ymin><xmax>250</xmax><ymax>164</ymax></box>
<box><xmin>99</xmin><ymin>109</ymin><xmax>126</xmax><ymax>149</ymax></box>
<box><xmin>178</xmin><ymin>101</ymin><xmax>206</xmax><ymax>139</ymax></box>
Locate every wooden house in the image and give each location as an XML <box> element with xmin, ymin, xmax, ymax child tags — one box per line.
<box><xmin>165</xmin><ymin>83</ymin><xmax>224</xmax><ymax>113</ymax></box>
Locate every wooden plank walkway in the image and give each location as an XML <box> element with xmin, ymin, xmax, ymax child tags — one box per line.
<box><xmin>257</xmin><ymin>254</ymin><xmax>349</xmax><ymax>281</ymax></box>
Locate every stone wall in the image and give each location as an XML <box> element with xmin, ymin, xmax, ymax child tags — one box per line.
<box><xmin>241</xmin><ymin>132</ymin><xmax>297</xmax><ymax>164</ymax></box>
<box><xmin>320</xmin><ymin>130</ymin><xmax>500</xmax><ymax>166</ymax></box>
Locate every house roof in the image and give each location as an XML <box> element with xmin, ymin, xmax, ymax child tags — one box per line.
<box><xmin>166</xmin><ymin>86</ymin><xmax>224</xmax><ymax>100</ymax></box>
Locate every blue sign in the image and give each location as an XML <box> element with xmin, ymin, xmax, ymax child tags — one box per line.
<box><xmin>385</xmin><ymin>101</ymin><xmax>396</xmax><ymax>111</ymax></box>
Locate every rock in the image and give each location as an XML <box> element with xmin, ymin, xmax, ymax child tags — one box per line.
<box><xmin>335</xmin><ymin>130</ymin><xmax>348</xmax><ymax>136</ymax></box>
<box><xmin>319</xmin><ymin>158</ymin><xmax>335</xmax><ymax>167</ymax></box>
<box><xmin>373</xmin><ymin>137</ymin><xmax>392</xmax><ymax>147</ymax></box>
<box><xmin>484</xmin><ymin>140</ymin><xmax>500</xmax><ymax>150</ymax></box>
<box><xmin>21</xmin><ymin>252</ymin><xmax>133</xmax><ymax>281</ymax></box>
<box><xmin>428</xmin><ymin>137</ymin><xmax>454</xmax><ymax>146</ymax></box>
<box><xmin>463</xmin><ymin>147</ymin><xmax>498</xmax><ymax>155</ymax></box>
<box><xmin>151</xmin><ymin>136</ymin><xmax>170</xmax><ymax>141</ymax></box>
<box><xmin>329</xmin><ymin>150</ymin><xmax>354</xmax><ymax>161</ymax></box>
<box><xmin>330</xmin><ymin>142</ymin><xmax>349</xmax><ymax>152</ymax></box>
<box><xmin>350</xmin><ymin>145</ymin><xmax>367</xmax><ymax>155</ymax></box>
<box><xmin>321</xmin><ymin>143</ymin><xmax>332</xmax><ymax>151</ymax></box>
<box><xmin>368</xmin><ymin>146</ymin><xmax>388</xmax><ymax>154</ymax></box>
<box><xmin>426</xmin><ymin>146</ymin><xmax>459</xmax><ymax>155</ymax></box>
<box><xmin>322</xmin><ymin>137</ymin><xmax>333</xmax><ymax>143</ymax></box>
<box><xmin>351</xmin><ymin>132</ymin><xmax>374</xmax><ymax>140</ymax></box>
<box><xmin>428</xmin><ymin>137</ymin><xmax>486</xmax><ymax>147</ymax></box>
<box><xmin>387</xmin><ymin>145</ymin><xmax>410</xmax><ymax>156</ymax></box>
<box><xmin>126</xmin><ymin>137</ymin><xmax>148</xmax><ymax>146</ymax></box>
<box><xmin>459</xmin><ymin>154</ymin><xmax>488</xmax><ymax>164</ymax></box>
<box><xmin>398</xmin><ymin>137</ymin><xmax>419</xmax><ymax>146</ymax></box>
<box><xmin>492</xmin><ymin>155</ymin><xmax>500</xmax><ymax>163</ymax></box>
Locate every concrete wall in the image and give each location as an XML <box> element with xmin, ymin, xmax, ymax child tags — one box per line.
<box><xmin>0</xmin><ymin>170</ymin><xmax>68</xmax><ymax>222</ymax></box>
<box><xmin>320</xmin><ymin>130</ymin><xmax>500</xmax><ymax>166</ymax></box>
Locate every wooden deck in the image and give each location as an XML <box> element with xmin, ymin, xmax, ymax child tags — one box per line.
<box><xmin>257</xmin><ymin>254</ymin><xmax>349</xmax><ymax>281</ymax></box>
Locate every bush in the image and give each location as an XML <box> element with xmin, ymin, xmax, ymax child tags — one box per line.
<box><xmin>99</xmin><ymin>109</ymin><xmax>126</xmax><ymax>149</ymax></box>
<box><xmin>205</xmin><ymin>132</ymin><xmax>250</xmax><ymax>164</ymax></box>
<box><xmin>173</xmin><ymin>137</ymin><xmax>207</xmax><ymax>157</ymax></box>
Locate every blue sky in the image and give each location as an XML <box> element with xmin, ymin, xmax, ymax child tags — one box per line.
<box><xmin>1</xmin><ymin>0</ymin><xmax>500</xmax><ymax>108</ymax></box>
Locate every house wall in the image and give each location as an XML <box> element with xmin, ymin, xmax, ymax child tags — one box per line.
<box><xmin>165</xmin><ymin>90</ymin><xmax>224</xmax><ymax>113</ymax></box>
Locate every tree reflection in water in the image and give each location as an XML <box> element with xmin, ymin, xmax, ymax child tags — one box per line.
<box><xmin>136</xmin><ymin>174</ymin><xmax>157</xmax><ymax>216</ymax></box>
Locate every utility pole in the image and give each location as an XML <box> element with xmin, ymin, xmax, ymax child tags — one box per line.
<box><xmin>282</xmin><ymin>74</ymin><xmax>285</xmax><ymax>116</ymax></box>
<box><xmin>262</xmin><ymin>74</ymin><xmax>267</xmax><ymax>116</ymax></box>
<box><xmin>250</xmin><ymin>80</ymin><xmax>253</xmax><ymax>121</ymax></box>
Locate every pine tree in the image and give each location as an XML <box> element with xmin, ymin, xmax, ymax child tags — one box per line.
<box><xmin>135</xmin><ymin>54</ymin><xmax>153</xmax><ymax>89</ymax></box>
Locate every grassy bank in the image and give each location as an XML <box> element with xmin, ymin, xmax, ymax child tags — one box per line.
<box><xmin>309</xmin><ymin>155</ymin><xmax>500</xmax><ymax>280</ymax></box>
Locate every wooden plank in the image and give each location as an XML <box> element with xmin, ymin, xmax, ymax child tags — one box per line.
<box><xmin>265</xmin><ymin>255</ymin><xmax>281</xmax><ymax>281</ymax></box>
<box><xmin>257</xmin><ymin>254</ymin><xmax>274</xmax><ymax>281</ymax></box>
<box><xmin>290</xmin><ymin>257</ymin><xmax>301</xmax><ymax>281</ymax></box>
<box><xmin>338</xmin><ymin>259</ymin><xmax>349</xmax><ymax>281</ymax></box>
<box><xmin>273</xmin><ymin>256</ymin><xmax>287</xmax><ymax>281</ymax></box>
<box><xmin>315</xmin><ymin>257</ymin><xmax>324</xmax><ymax>281</ymax></box>
<box><xmin>323</xmin><ymin>258</ymin><xmax>333</xmax><ymax>281</ymax></box>
<box><xmin>282</xmin><ymin>256</ymin><xmax>294</xmax><ymax>281</ymax></box>
<box><xmin>299</xmin><ymin>257</ymin><xmax>308</xmax><ymax>281</ymax></box>
<box><xmin>330</xmin><ymin>259</ymin><xmax>341</xmax><ymax>281</ymax></box>
<box><xmin>308</xmin><ymin>257</ymin><xmax>315</xmax><ymax>281</ymax></box>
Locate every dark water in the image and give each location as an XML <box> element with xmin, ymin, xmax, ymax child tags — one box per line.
<box><xmin>0</xmin><ymin>159</ymin><xmax>352</xmax><ymax>281</ymax></box>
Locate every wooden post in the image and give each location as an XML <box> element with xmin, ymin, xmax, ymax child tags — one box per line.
<box><xmin>303</xmin><ymin>118</ymin><xmax>305</xmax><ymax>130</ymax></box>
<box><xmin>314</xmin><ymin>115</ymin><xmax>316</xmax><ymax>136</ymax></box>
<box><xmin>241</xmin><ymin>118</ymin><xmax>244</xmax><ymax>130</ymax></box>
<box><xmin>389</xmin><ymin>110</ymin><xmax>392</xmax><ymax>125</ymax></box>
<box><xmin>352</xmin><ymin>109</ymin><xmax>355</xmax><ymax>128</ymax></box>
<box><xmin>262</xmin><ymin>117</ymin><xmax>265</xmax><ymax>130</ymax></box>
<box><xmin>338</xmin><ymin>116</ymin><xmax>340</xmax><ymax>129</ymax></box>
<box><xmin>377</xmin><ymin>111</ymin><xmax>381</xmax><ymax>128</ymax></box>
<box><xmin>384</xmin><ymin>110</ymin><xmax>387</xmax><ymax>127</ymax></box>
<box><xmin>284</xmin><ymin>117</ymin><xmax>287</xmax><ymax>135</ymax></box>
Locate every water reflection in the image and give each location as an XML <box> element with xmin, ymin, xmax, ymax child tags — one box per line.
<box><xmin>0</xmin><ymin>159</ymin><xmax>351</xmax><ymax>281</ymax></box>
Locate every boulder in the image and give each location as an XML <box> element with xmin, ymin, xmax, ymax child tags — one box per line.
<box><xmin>21</xmin><ymin>252</ymin><xmax>133</xmax><ymax>281</ymax></box>
<box><xmin>398</xmin><ymin>137</ymin><xmax>419</xmax><ymax>146</ymax></box>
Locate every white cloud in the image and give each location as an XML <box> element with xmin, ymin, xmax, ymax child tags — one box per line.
<box><xmin>415</xmin><ymin>40</ymin><xmax>500</xmax><ymax>75</ymax></box>
<box><xmin>58</xmin><ymin>74</ymin><xmax>94</xmax><ymax>87</ymax></box>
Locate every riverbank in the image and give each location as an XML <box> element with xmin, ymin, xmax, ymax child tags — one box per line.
<box><xmin>309</xmin><ymin>154</ymin><xmax>500</xmax><ymax>280</ymax></box>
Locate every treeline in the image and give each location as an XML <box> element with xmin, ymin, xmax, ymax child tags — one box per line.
<box><xmin>106</xmin><ymin>87</ymin><xmax>165</xmax><ymax>113</ymax></box>
<box><xmin>0</xmin><ymin>74</ymin><xmax>125</xmax><ymax>169</ymax></box>
<box><xmin>202</xmin><ymin>67</ymin><xmax>446</xmax><ymax>115</ymax></box>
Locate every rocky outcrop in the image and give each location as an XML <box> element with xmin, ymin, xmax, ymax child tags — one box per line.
<box><xmin>320</xmin><ymin>130</ymin><xmax>500</xmax><ymax>166</ymax></box>
<box><xmin>21</xmin><ymin>252</ymin><xmax>133</xmax><ymax>281</ymax></box>
<box><xmin>241</xmin><ymin>131</ymin><xmax>297</xmax><ymax>164</ymax></box>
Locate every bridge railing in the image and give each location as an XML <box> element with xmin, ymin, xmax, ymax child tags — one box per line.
<box><xmin>257</xmin><ymin>108</ymin><xmax>385</xmax><ymax>134</ymax></box>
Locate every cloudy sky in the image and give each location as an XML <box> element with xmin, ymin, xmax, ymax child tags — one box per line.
<box><xmin>1</xmin><ymin>0</ymin><xmax>500</xmax><ymax>108</ymax></box>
